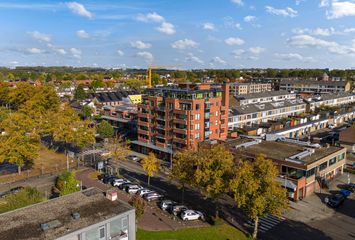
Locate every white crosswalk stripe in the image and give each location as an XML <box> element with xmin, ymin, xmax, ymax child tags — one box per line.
<box><xmin>247</xmin><ymin>215</ymin><xmax>285</xmax><ymax>233</ymax></box>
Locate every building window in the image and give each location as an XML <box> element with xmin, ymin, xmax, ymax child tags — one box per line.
<box><xmin>195</xmin><ymin>114</ymin><xmax>200</xmax><ymax>120</ymax></box>
<box><xmin>215</xmin><ymin>120</ymin><xmax>218</xmax><ymax>126</ymax></box>
<box><xmin>195</xmin><ymin>123</ymin><xmax>200</xmax><ymax>130</ymax></box>
<box><xmin>195</xmin><ymin>133</ymin><xmax>200</xmax><ymax>139</ymax></box>
<box><xmin>338</xmin><ymin>153</ymin><xmax>345</xmax><ymax>161</ymax></box>
<box><xmin>329</xmin><ymin>157</ymin><xmax>337</xmax><ymax>166</ymax></box>
<box><xmin>306</xmin><ymin>168</ymin><xmax>316</xmax><ymax>178</ymax></box>
<box><xmin>319</xmin><ymin>161</ymin><xmax>328</xmax><ymax>171</ymax></box>
<box><xmin>196</xmin><ymin>104</ymin><xmax>200</xmax><ymax>110</ymax></box>
<box><xmin>215</xmin><ymin>111</ymin><xmax>219</xmax><ymax>116</ymax></box>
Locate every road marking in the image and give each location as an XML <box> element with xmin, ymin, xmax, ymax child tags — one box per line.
<box><xmin>248</xmin><ymin>215</ymin><xmax>285</xmax><ymax>233</ymax></box>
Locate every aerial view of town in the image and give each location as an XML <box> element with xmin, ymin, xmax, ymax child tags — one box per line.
<box><xmin>0</xmin><ymin>1</ymin><xmax>354</xmax><ymax>240</ymax></box>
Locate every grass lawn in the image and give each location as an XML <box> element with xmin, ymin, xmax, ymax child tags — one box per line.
<box><xmin>137</xmin><ymin>224</ymin><xmax>249</xmax><ymax>240</ymax></box>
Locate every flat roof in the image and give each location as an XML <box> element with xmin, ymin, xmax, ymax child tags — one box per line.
<box><xmin>231</xmin><ymin>141</ymin><xmax>342</xmax><ymax>165</ymax></box>
<box><xmin>235</xmin><ymin>90</ymin><xmax>294</xmax><ymax>100</ymax></box>
<box><xmin>0</xmin><ymin>188</ymin><xmax>133</xmax><ymax>240</ymax></box>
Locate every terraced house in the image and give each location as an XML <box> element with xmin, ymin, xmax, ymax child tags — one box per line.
<box><xmin>228</xmin><ymin>137</ymin><xmax>347</xmax><ymax>201</ymax></box>
<box><xmin>228</xmin><ymin>99</ymin><xmax>306</xmax><ymax>129</ymax></box>
<box><xmin>305</xmin><ymin>93</ymin><xmax>355</xmax><ymax>112</ymax></box>
<box><xmin>132</xmin><ymin>83</ymin><xmax>229</xmax><ymax>160</ymax></box>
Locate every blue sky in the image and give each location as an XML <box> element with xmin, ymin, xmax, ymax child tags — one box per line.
<box><xmin>0</xmin><ymin>0</ymin><xmax>355</xmax><ymax>69</ymax></box>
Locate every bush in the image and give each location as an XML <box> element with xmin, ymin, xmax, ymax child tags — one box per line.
<box><xmin>128</xmin><ymin>195</ymin><xmax>145</xmax><ymax>221</ymax></box>
<box><xmin>56</xmin><ymin>171</ymin><xmax>80</xmax><ymax>196</ymax></box>
<box><xmin>0</xmin><ymin>187</ymin><xmax>44</xmax><ymax>214</ymax></box>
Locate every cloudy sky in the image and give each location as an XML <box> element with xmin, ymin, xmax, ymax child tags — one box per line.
<box><xmin>0</xmin><ymin>0</ymin><xmax>355</xmax><ymax>69</ymax></box>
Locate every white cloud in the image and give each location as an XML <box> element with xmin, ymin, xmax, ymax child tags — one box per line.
<box><xmin>232</xmin><ymin>49</ymin><xmax>246</xmax><ymax>58</ymax></box>
<box><xmin>136</xmin><ymin>12</ymin><xmax>165</xmax><ymax>23</ymax></box>
<box><xmin>225</xmin><ymin>37</ymin><xmax>245</xmax><ymax>46</ymax></box>
<box><xmin>130</xmin><ymin>40</ymin><xmax>152</xmax><ymax>49</ymax></box>
<box><xmin>292</xmin><ymin>27</ymin><xmax>337</xmax><ymax>36</ymax></box>
<box><xmin>287</xmin><ymin>34</ymin><xmax>355</xmax><ymax>55</ymax></box>
<box><xmin>231</xmin><ymin>0</ymin><xmax>244</xmax><ymax>6</ymax></box>
<box><xmin>295</xmin><ymin>0</ymin><xmax>306</xmax><ymax>5</ymax></box>
<box><xmin>136</xmin><ymin>51</ymin><xmax>154</xmax><ymax>63</ymax></box>
<box><xmin>66</xmin><ymin>2</ymin><xmax>93</xmax><ymax>19</ymax></box>
<box><xmin>203</xmin><ymin>22</ymin><xmax>215</xmax><ymax>31</ymax></box>
<box><xmin>265</xmin><ymin>6</ymin><xmax>298</xmax><ymax>17</ymax></box>
<box><xmin>171</xmin><ymin>39</ymin><xmax>198</xmax><ymax>50</ymax></box>
<box><xmin>321</xmin><ymin>1</ymin><xmax>355</xmax><ymax>19</ymax></box>
<box><xmin>156</xmin><ymin>22</ymin><xmax>176</xmax><ymax>35</ymax></box>
<box><xmin>235</xmin><ymin>23</ymin><xmax>242</xmax><ymax>30</ymax></box>
<box><xmin>55</xmin><ymin>48</ymin><xmax>66</xmax><ymax>55</ymax></box>
<box><xmin>249</xmin><ymin>47</ymin><xmax>265</xmax><ymax>55</ymax></box>
<box><xmin>344</xmin><ymin>28</ymin><xmax>355</xmax><ymax>33</ymax></box>
<box><xmin>26</xmin><ymin>48</ymin><xmax>44</xmax><ymax>54</ymax></box>
<box><xmin>76</xmin><ymin>30</ymin><xmax>89</xmax><ymax>38</ymax></box>
<box><xmin>117</xmin><ymin>50</ymin><xmax>124</xmax><ymax>56</ymax></box>
<box><xmin>244</xmin><ymin>15</ymin><xmax>257</xmax><ymax>22</ymax></box>
<box><xmin>29</xmin><ymin>31</ymin><xmax>51</xmax><ymax>42</ymax></box>
<box><xmin>275</xmin><ymin>53</ymin><xmax>315</xmax><ymax>62</ymax></box>
<box><xmin>186</xmin><ymin>53</ymin><xmax>204</xmax><ymax>64</ymax></box>
<box><xmin>70</xmin><ymin>47</ymin><xmax>82</xmax><ymax>59</ymax></box>
<box><xmin>211</xmin><ymin>56</ymin><xmax>226</xmax><ymax>65</ymax></box>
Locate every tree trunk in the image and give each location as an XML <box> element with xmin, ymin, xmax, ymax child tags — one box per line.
<box><xmin>252</xmin><ymin>216</ymin><xmax>259</xmax><ymax>240</ymax></box>
<box><xmin>148</xmin><ymin>176</ymin><xmax>150</xmax><ymax>185</ymax></box>
<box><xmin>17</xmin><ymin>165</ymin><xmax>21</xmax><ymax>175</ymax></box>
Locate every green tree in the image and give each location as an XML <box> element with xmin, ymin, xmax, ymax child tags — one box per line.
<box><xmin>193</xmin><ymin>144</ymin><xmax>234</xmax><ymax>216</ymax></box>
<box><xmin>0</xmin><ymin>133</ymin><xmax>39</xmax><ymax>174</ymax></box>
<box><xmin>97</xmin><ymin>120</ymin><xmax>114</xmax><ymax>139</ymax></box>
<box><xmin>80</xmin><ymin>105</ymin><xmax>94</xmax><ymax>119</ymax></box>
<box><xmin>90</xmin><ymin>79</ymin><xmax>105</xmax><ymax>89</ymax></box>
<box><xmin>7</xmin><ymin>73</ymin><xmax>15</xmax><ymax>80</ymax></box>
<box><xmin>141</xmin><ymin>153</ymin><xmax>160</xmax><ymax>185</ymax></box>
<box><xmin>229</xmin><ymin>154</ymin><xmax>288</xmax><ymax>239</ymax></box>
<box><xmin>56</xmin><ymin>171</ymin><xmax>80</xmax><ymax>196</ymax></box>
<box><xmin>124</xmin><ymin>78</ymin><xmax>144</xmax><ymax>89</ymax></box>
<box><xmin>0</xmin><ymin>187</ymin><xmax>44</xmax><ymax>214</ymax></box>
<box><xmin>128</xmin><ymin>195</ymin><xmax>146</xmax><ymax>221</ymax></box>
<box><xmin>74</xmin><ymin>84</ymin><xmax>87</xmax><ymax>100</ymax></box>
<box><xmin>105</xmin><ymin>137</ymin><xmax>130</xmax><ymax>175</ymax></box>
<box><xmin>170</xmin><ymin>149</ymin><xmax>197</xmax><ymax>203</ymax></box>
<box><xmin>7</xmin><ymin>82</ymin><xmax>36</xmax><ymax>109</ymax></box>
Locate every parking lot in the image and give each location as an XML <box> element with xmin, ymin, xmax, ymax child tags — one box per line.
<box><xmin>262</xmin><ymin>173</ymin><xmax>355</xmax><ymax>240</ymax></box>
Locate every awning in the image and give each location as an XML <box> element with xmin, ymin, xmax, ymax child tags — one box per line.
<box><xmin>277</xmin><ymin>177</ymin><xmax>297</xmax><ymax>191</ymax></box>
<box><xmin>131</xmin><ymin>140</ymin><xmax>173</xmax><ymax>154</ymax></box>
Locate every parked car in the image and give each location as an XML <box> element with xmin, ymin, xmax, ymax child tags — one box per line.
<box><xmin>169</xmin><ymin>205</ymin><xmax>188</xmax><ymax>216</ymax></box>
<box><xmin>180</xmin><ymin>210</ymin><xmax>205</xmax><ymax>221</ymax></box>
<box><xmin>143</xmin><ymin>192</ymin><xmax>164</xmax><ymax>202</ymax></box>
<box><xmin>126</xmin><ymin>185</ymin><xmax>143</xmax><ymax>194</ymax></box>
<box><xmin>340</xmin><ymin>184</ymin><xmax>354</xmax><ymax>193</ymax></box>
<box><xmin>0</xmin><ymin>186</ymin><xmax>24</xmax><ymax>198</ymax></box>
<box><xmin>112</xmin><ymin>179</ymin><xmax>129</xmax><ymax>187</ymax></box>
<box><xmin>126</xmin><ymin>155</ymin><xmax>141</xmax><ymax>162</ymax></box>
<box><xmin>136</xmin><ymin>188</ymin><xmax>153</xmax><ymax>197</ymax></box>
<box><xmin>159</xmin><ymin>200</ymin><xmax>176</xmax><ymax>211</ymax></box>
<box><xmin>327</xmin><ymin>193</ymin><xmax>345</xmax><ymax>208</ymax></box>
<box><xmin>103</xmin><ymin>176</ymin><xmax>117</xmax><ymax>184</ymax></box>
<box><xmin>99</xmin><ymin>173</ymin><xmax>110</xmax><ymax>181</ymax></box>
<box><xmin>119</xmin><ymin>182</ymin><xmax>133</xmax><ymax>190</ymax></box>
<box><xmin>328</xmin><ymin>124</ymin><xmax>337</xmax><ymax>129</ymax></box>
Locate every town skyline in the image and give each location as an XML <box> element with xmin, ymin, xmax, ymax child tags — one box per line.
<box><xmin>1</xmin><ymin>0</ymin><xmax>355</xmax><ymax>69</ymax></box>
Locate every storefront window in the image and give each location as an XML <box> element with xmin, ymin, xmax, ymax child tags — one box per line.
<box><xmin>329</xmin><ymin>157</ymin><xmax>337</xmax><ymax>166</ymax></box>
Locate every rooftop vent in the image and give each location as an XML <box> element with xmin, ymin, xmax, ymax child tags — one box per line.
<box><xmin>40</xmin><ymin>220</ymin><xmax>62</xmax><ymax>231</ymax></box>
<box><xmin>72</xmin><ymin>212</ymin><xmax>81</xmax><ymax>220</ymax></box>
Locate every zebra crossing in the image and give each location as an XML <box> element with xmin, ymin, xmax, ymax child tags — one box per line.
<box><xmin>247</xmin><ymin>215</ymin><xmax>285</xmax><ymax>233</ymax></box>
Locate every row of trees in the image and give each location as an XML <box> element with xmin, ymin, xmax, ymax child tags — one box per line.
<box><xmin>0</xmin><ymin>83</ymin><xmax>95</xmax><ymax>174</ymax></box>
<box><xmin>170</xmin><ymin>144</ymin><xmax>288</xmax><ymax>239</ymax></box>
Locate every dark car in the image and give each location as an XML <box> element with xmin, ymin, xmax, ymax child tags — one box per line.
<box><xmin>169</xmin><ymin>204</ymin><xmax>188</xmax><ymax>216</ymax></box>
<box><xmin>103</xmin><ymin>176</ymin><xmax>117</xmax><ymax>184</ymax></box>
<box><xmin>327</xmin><ymin>194</ymin><xmax>345</xmax><ymax>208</ymax></box>
<box><xmin>340</xmin><ymin>184</ymin><xmax>355</xmax><ymax>193</ymax></box>
<box><xmin>0</xmin><ymin>186</ymin><xmax>24</xmax><ymax>198</ymax></box>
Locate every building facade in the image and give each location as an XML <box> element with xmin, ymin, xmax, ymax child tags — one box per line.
<box><xmin>280</xmin><ymin>80</ymin><xmax>351</xmax><ymax>93</ymax></box>
<box><xmin>132</xmin><ymin>83</ymin><xmax>229</xmax><ymax>159</ymax></box>
<box><xmin>235</xmin><ymin>90</ymin><xmax>297</xmax><ymax>106</ymax></box>
<box><xmin>228</xmin><ymin>99</ymin><xmax>307</xmax><ymax>129</ymax></box>
<box><xmin>305</xmin><ymin>93</ymin><xmax>355</xmax><ymax>112</ymax></box>
<box><xmin>0</xmin><ymin>188</ymin><xmax>136</xmax><ymax>240</ymax></box>
<box><xmin>229</xmin><ymin>82</ymin><xmax>272</xmax><ymax>95</ymax></box>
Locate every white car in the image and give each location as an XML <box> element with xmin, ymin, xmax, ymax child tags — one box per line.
<box><xmin>180</xmin><ymin>210</ymin><xmax>204</xmax><ymax>221</ymax></box>
<box><xmin>126</xmin><ymin>155</ymin><xmax>141</xmax><ymax>162</ymax></box>
<box><xmin>126</xmin><ymin>185</ymin><xmax>143</xmax><ymax>194</ymax></box>
<box><xmin>113</xmin><ymin>179</ymin><xmax>130</xmax><ymax>187</ymax></box>
<box><xmin>136</xmin><ymin>188</ymin><xmax>153</xmax><ymax>197</ymax></box>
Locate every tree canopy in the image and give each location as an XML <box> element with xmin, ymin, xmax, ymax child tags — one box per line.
<box><xmin>141</xmin><ymin>153</ymin><xmax>160</xmax><ymax>185</ymax></box>
<box><xmin>97</xmin><ymin>120</ymin><xmax>114</xmax><ymax>139</ymax></box>
<box><xmin>56</xmin><ymin>171</ymin><xmax>80</xmax><ymax>196</ymax></box>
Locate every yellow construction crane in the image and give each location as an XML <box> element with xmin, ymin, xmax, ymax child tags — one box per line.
<box><xmin>147</xmin><ymin>65</ymin><xmax>179</xmax><ymax>88</ymax></box>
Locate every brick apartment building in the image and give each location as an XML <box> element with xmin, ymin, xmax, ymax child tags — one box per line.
<box><xmin>132</xmin><ymin>83</ymin><xmax>229</xmax><ymax>160</ymax></box>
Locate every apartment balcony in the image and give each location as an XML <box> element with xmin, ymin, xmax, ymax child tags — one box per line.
<box><xmin>173</xmin><ymin>137</ymin><xmax>188</xmax><ymax>145</ymax></box>
<box><xmin>156</xmin><ymin>134</ymin><xmax>166</xmax><ymax>139</ymax></box>
<box><xmin>156</xmin><ymin>142</ymin><xmax>166</xmax><ymax>149</ymax></box>
<box><xmin>138</xmin><ymin>129</ymin><xmax>149</xmax><ymax>135</ymax></box>
<box><xmin>138</xmin><ymin>121</ymin><xmax>149</xmax><ymax>127</ymax></box>
<box><xmin>138</xmin><ymin>103</ymin><xmax>150</xmax><ymax>110</ymax></box>
<box><xmin>138</xmin><ymin>112</ymin><xmax>149</xmax><ymax>118</ymax></box>
<box><xmin>173</xmin><ymin>118</ymin><xmax>187</xmax><ymax>124</ymax></box>
<box><xmin>173</xmin><ymin>109</ymin><xmax>188</xmax><ymax>115</ymax></box>
<box><xmin>156</xmin><ymin>124</ymin><xmax>166</xmax><ymax>130</ymax></box>
<box><xmin>173</xmin><ymin>128</ymin><xmax>187</xmax><ymax>134</ymax></box>
<box><xmin>137</xmin><ymin>138</ymin><xmax>149</xmax><ymax>144</ymax></box>
<box><xmin>156</xmin><ymin>115</ymin><xmax>166</xmax><ymax>121</ymax></box>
